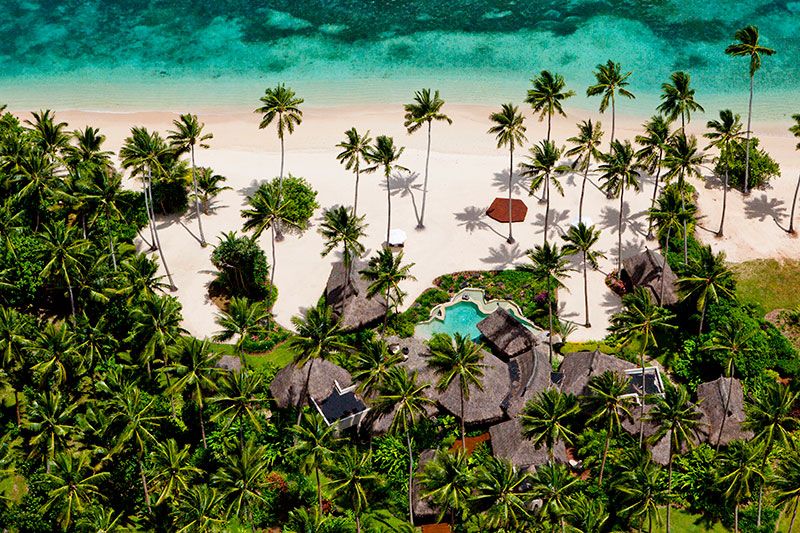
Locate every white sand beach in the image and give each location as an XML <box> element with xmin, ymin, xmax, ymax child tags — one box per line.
<box><xmin>42</xmin><ymin>105</ymin><xmax>800</xmax><ymax>342</ymax></box>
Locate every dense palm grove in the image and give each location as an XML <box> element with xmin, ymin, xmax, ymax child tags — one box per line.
<box><xmin>1</xmin><ymin>24</ymin><xmax>800</xmax><ymax>533</ymax></box>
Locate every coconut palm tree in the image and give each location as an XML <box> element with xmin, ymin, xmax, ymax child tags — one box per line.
<box><xmin>788</xmin><ymin>114</ymin><xmax>800</xmax><ymax>233</ymax></box>
<box><xmin>0</xmin><ymin>306</ymin><xmax>32</xmax><ymax>426</ymax></box>
<box><xmin>610</xmin><ymin>287</ymin><xmax>676</xmax><ymax>444</ymax></box>
<box><xmin>119</xmin><ymin>253</ymin><xmax>170</xmax><ymax>303</ymax></box>
<box><xmin>29</xmin><ymin>322</ymin><xmax>79</xmax><ymax>388</ymax></box>
<box><xmin>488</xmin><ymin>104</ymin><xmax>528</xmax><ymax>244</ymax></box>
<box><xmin>75</xmin><ymin>505</ymin><xmax>129</xmax><ymax>532</ymax></box>
<box><xmin>773</xmin><ymin>449</ymin><xmax>800</xmax><ymax>533</ymax></box>
<box><xmin>372</xmin><ymin>367</ymin><xmax>434</xmax><ymax>526</ymax></box>
<box><xmin>319</xmin><ymin>205</ymin><xmax>367</xmax><ymax>300</ymax></box>
<box><xmin>565</xmin><ymin>492</ymin><xmax>609</xmax><ymax>533</ymax></box>
<box><xmin>471</xmin><ymin>456</ymin><xmax>532</xmax><ymax>530</ymax></box>
<box><xmin>678</xmin><ymin>245</ymin><xmax>735</xmax><ymax>333</ymax></box>
<box><xmin>725</xmin><ymin>26</ymin><xmax>776</xmax><ymax>194</ymax></box>
<box><xmin>586</xmin><ymin>371</ymin><xmax>634</xmax><ymax>485</ymax></box>
<box><xmin>718</xmin><ymin>440</ymin><xmax>764</xmax><ymax>532</ymax></box>
<box><xmin>529</xmin><ymin>462</ymin><xmax>579</xmax><ymax>531</ymax></box>
<box><xmin>326</xmin><ymin>447</ymin><xmax>377</xmax><ymax>533</ymax></box>
<box><xmin>41</xmin><ymin>452</ymin><xmax>109</xmax><ymax>530</ymax></box>
<box><xmin>128</xmin><ymin>293</ymin><xmax>187</xmax><ymax>376</ymax></box>
<box><xmin>520</xmin><ymin>388</ymin><xmax>580</xmax><ymax>460</ymax></box>
<box><xmin>365</xmin><ymin>135</ymin><xmax>407</xmax><ymax>245</ymax></box>
<box><xmin>289</xmin><ymin>300</ymin><xmax>350</xmax><ymax>424</ymax></box>
<box><xmin>209</xmin><ymin>370</ymin><xmax>267</xmax><ymax>448</ymax></box>
<box><xmin>525</xmin><ymin>70</ymin><xmax>575</xmax><ymax>142</ymax></box>
<box><xmin>566</xmin><ymin>119</ymin><xmax>604</xmax><ymax>221</ymax></box>
<box><xmin>168</xmin><ymin>113</ymin><xmax>213</xmax><ymax>246</ymax></box>
<box><xmin>428</xmin><ymin>332</ymin><xmax>486</xmax><ymax>451</ymax></box>
<box><xmin>291</xmin><ymin>411</ymin><xmax>343</xmax><ymax>511</ymax></box>
<box><xmin>404</xmin><ymin>89</ymin><xmax>452</xmax><ymax>229</ymax></box>
<box><xmin>562</xmin><ymin>222</ymin><xmax>605</xmax><ymax>327</ymax></box>
<box><xmin>65</xmin><ymin>126</ymin><xmax>113</xmax><ymax>171</ymax></box>
<box><xmin>16</xmin><ymin>150</ymin><xmax>58</xmax><ymax>231</ymax></box>
<box><xmin>648</xmin><ymin>186</ymin><xmax>696</xmax><ymax>300</ymax></box>
<box><xmin>171</xmin><ymin>485</ymin><xmax>225</xmax><ymax>532</ymax></box>
<box><xmin>27</xmin><ymin>390</ymin><xmax>79</xmax><ymax>472</ymax></box>
<box><xmin>360</xmin><ymin>248</ymin><xmax>416</xmax><ymax>332</ymax></box>
<box><xmin>523</xmin><ymin>242</ymin><xmax>571</xmax><ymax>365</ymax></box>
<box><xmin>647</xmin><ymin>383</ymin><xmax>701</xmax><ymax>533</ymax></box>
<box><xmin>336</xmin><ymin>128</ymin><xmax>373</xmax><ymax>216</ymax></box>
<box><xmin>419</xmin><ymin>448</ymin><xmax>474</xmax><ymax>527</ymax></box>
<box><xmin>255</xmin><ymin>84</ymin><xmax>303</xmax><ymax>187</ymax></box>
<box><xmin>663</xmin><ymin>133</ymin><xmax>705</xmax><ymax>263</ymax></box>
<box><xmin>657</xmin><ymin>72</ymin><xmax>705</xmax><ymax>132</ymax></box>
<box><xmin>519</xmin><ymin>139</ymin><xmax>570</xmax><ymax>244</ymax></box>
<box><xmin>213</xmin><ymin>296</ymin><xmax>270</xmax><ymax>361</ymax></box>
<box><xmin>211</xmin><ymin>438</ymin><xmax>271</xmax><ymax>525</ymax></box>
<box><xmin>586</xmin><ymin>60</ymin><xmax>636</xmax><ymax>147</ymax></box>
<box><xmin>743</xmin><ymin>381</ymin><xmax>800</xmax><ymax>526</ymax></box>
<box><xmin>599</xmin><ymin>140</ymin><xmax>641</xmax><ymax>273</ymax></box>
<box><xmin>351</xmin><ymin>337</ymin><xmax>403</xmax><ymax>396</ymax></box>
<box><xmin>25</xmin><ymin>109</ymin><xmax>69</xmax><ymax>160</ymax></box>
<box><xmin>36</xmin><ymin>220</ymin><xmax>89</xmax><ymax>316</ymax></box>
<box><xmin>194</xmin><ymin>168</ymin><xmax>230</xmax><ymax>215</ymax></box>
<box><xmin>635</xmin><ymin>116</ymin><xmax>672</xmax><ymax>239</ymax></box>
<box><xmin>704</xmin><ymin>110</ymin><xmax>745</xmax><ymax>236</ymax></box>
<box><xmin>617</xmin><ymin>456</ymin><xmax>666</xmax><ymax>533</ymax></box>
<box><xmin>79</xmin><ymin>168</ymin><xmax>125</xmax><ymax>269</ymax></box>
<box><xmin>148</xmin><ymin>438</ymin><xmax>203</xmax><ymax>506</ymax></box>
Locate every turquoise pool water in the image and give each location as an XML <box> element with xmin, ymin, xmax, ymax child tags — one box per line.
<box><xmin>1</xmin><ymin>1</ymin><xmax>798</xmax><ymax>117</ymax></box>
<box><xmin>415</xmin><ymin>301</ymin><xmax>531</xmax><ymax>341</ymax></box>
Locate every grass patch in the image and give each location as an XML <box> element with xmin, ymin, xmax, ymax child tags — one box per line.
<box><xmin>653</xmin><ymin>508</ymin><xmax>728</xmax><ymax>532</ymax></box>
<box><xmin>0</xmin><ymin>474</ymin><xmax>27</xmax><ymax>504</ymax></box>
<box><xmin>207</xmin><ymin>341</ymin><xmax>237</xmax><ymax>356</ymax></box>
<box><xmin>245</xmin><ymin>341</ymin><xmax>297</xmax><ymax>369</ymax></box>
<box><xmin>731</xmin><ymin>259</ymin><xmax>800</xmax><ymax>313</ymax></box>
<box><xmin>561</xmin><ymin>340</ymin><xmax>621</xmax><ymax>355</ymax></box>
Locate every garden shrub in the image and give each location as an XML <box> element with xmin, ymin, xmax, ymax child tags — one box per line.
<box><xmin>716</xmin><ymin>137</ymin><xmax>780</xmax><ymax>191</ymax></box>
<box><xmin>275</xmin><ymin>174</ymin><xmax>319</xmax><ymax>234</ymax></box>
<box><xmin>210</xmin><ymin>231</ymin><xmax>271</xmax><ymax>300</ymax></box>
<box><xmin>150</xmin><ymin>178</ymin><xmax>188</xmax><ymax>215</ymax></box>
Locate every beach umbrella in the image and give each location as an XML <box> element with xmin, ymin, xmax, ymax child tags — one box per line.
<box><xmin>569</xmin><ymin>215</ymin><xmax>593</xmax><ymax>227</ymax></box>
<box><xmin>486</xmin><ymin>197</ymin><xmax>528</xmax><ymax>223</ymax></box>
<box><xmin>388</xmin><ymin>228</ymin><xmax>407</xmax><ymax>247</ymax></box>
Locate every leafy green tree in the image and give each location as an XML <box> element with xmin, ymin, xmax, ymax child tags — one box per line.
<box><xmin>663</xmin><ymin>133</ymin><xmax>704</xmax><ymax>263</ymax></box>
<box><xmin>788</xmin><ymin>114</ymin><xmax>800</xmax><ymax>233</ymax></box>
<box><xmin>521</xmin><ymin>388</ymin><xmax>580</xmax><ymax>461</ymax></box>
<box><xmin>319</xmin><ymin>205</ymin><xmax>367</xmax><ymax>299</ymax></box>
<box><xmin>773</xmin><ymin>448</ymin><xmax>800</xmax><ymax>533</ymax></box>
<box><xmin>25</xmin><ymin>109</ymin><xmax>69</xmax><ymax>159</ymax></box>
<box><xmin>255</xmin><ymin>83</ymin><xmax>304</xmax><ymax>187</ymax></box>
<box><xmin>657</xmin><ymin>71</ymin><xmax>704</xmax><ymax>131</ymax></box>
<box><xmin>336</xmin><ymin>127</ymin><xmax>373</xmax><ymax>216</ymax></box>
<box><xmin>351</xmin><ymin>337</ymin><xmax>403</xmax><ymax>396</ymax></box>
<box><xmin>326</xmin><ymin>447</ymin><xmax>377</xmax><ymax>533</ymax></box>
<box><xmin>148</xmin><ymin>438</ymin><xmax>202</xmax><ymax>506</ymax></box>
<box><xmin>586</xmin><ymin>371</ymin><xmax>634</xmax><ymax>485</ymax></box>
<box><xmin>725</xmin><ymin>26</ymin><xmax>776</xmax><ymax>194</ymax></box>
<box><xmin>617</xmin><ymin>456</ymin><xmax>666</xmax><ymax>533</ymax></box>
<box><xmin>36</xmin><ymin>220</ymin><xmax>89</xmax><ymax>316</ymax></box>
<box><xmin>523</xmin><ymin>242</ymin><xmax>571</xmax><ymax>364</ymax></box>
<box><xmin>428</xmin><ymin>332</ymin><xmax>486</xmax><ymax>451</ymax></box>
<box><xmin>648</xmin><ymin>185</ymin><xmax>696</xmax><ymax>301</ymax></box>
<box><xmin>365</xmin><ymin>135</ymin><xmax>407</xmax><ymax>245</ymax></box>
<box><xmin>566</xmin><ymin>119</ymin><xmax>604</xmax><ymax>220</ymax></box>
<box><xmin>419</xmin><ymin>448</ymin><xmax>473</xmax><ymax>526</ymax></box>
<box><xmin>471</xmin><ymin>456</ymin><xmax>531</xmax><ymax>531</ymax></box>
<box><xmin>519</xmin><ymin>139</ymin><xmax>570</xmax><ymax>244</ymax></box>
<box><xmin>76</xmin><ymin>167</ymin><xmax>126</xmax><ymax>270</ymax></box>
<box><xmin>704</xmin><ymin>110</ymin><xmax>744</xmax><ymax>236</ymax></box>
<box><xmin>75</xmin><ymin>505</ymin><xmax>129</xmax><ymax>532</ymax></box>
<box><xmin>718</xmin><ymin>440</ymin><xmax>764</xmax><ymax>532</ymax></box>
<box><xmin>562</xmin><ymin>222</ymin><xmax>605</xmax><ymax>327</ymax></box>
<box><xmin>0</xmin><ymin>305</ymin><xmax>32</xmax><ymax>425</ymax></box>
<box><xmin>119</xmin><ymin>253</ymin><xmax>169</xmax><ymax>303</ymax></box>
<box><xmin>635</xmin><ymin>115</ymin><xmax>672</xmax><ymax>239</ymax></box>
<box><xmin>291</xmin><ymin>411</ymin><xmax>342</xmax><ymax>511</ymax></box>
<box><xmin>211</xmin><ymin>438</ymin><xmax>271</xmax><ymax>526</ymax></box>
<box><xmin>360</xmin><ymin>248</ymin><xmax>416</xmax><ymax>332</ymax></box>
<box><xmin>194</xmin><ymin>167</ymin><xmax>230</xmax><ymax>215</ymax></box>
<box><xmin>171</xmin><ymin>484</ymin><xmax>226</xmax><ymax>533</ymax></box>
<box><xmin>27</xmin><ymin>390</ymin><xmax>79</xmax><ymax>472</ymax></box>
<box><xmin>526</xmin><ymin>70</ymin><xmax>575</xmax><ymax>142</ymax></box>
<box><xmin>16</xmin><ymin>150</ymin><xmax>57</xmax><ymax>231</ymax></box>
<box><xmin>209</xmin><ymin>370</ymin><xmax>267</xmax><ymax>447</ymax></box>
<box><xmin>41</xmin><ymin>452</ymin><xmax>109</xmax><ymax>529</ymax></box>
<box><xmin>599</xmin><ymin>140</ymin><xmax>640</xmax><ymax>272</ymax></box>
<box><xmin>529</xmin><ymin>462</ymin><xmax>579</xmax><ymax>531</ymax></box>
<box><xmin>488</xmin><ymin>103</ymin><xmax>528</xmax><ymax>244</ymax></box>
<box><xmin>403</xmin><ymin>89</ymin><xmax>452</xmax><ymax>229</ymax></box>
<box><xmin>586</xmin><ymin>60</ymin><xmax>635</xmax><ymax>147</ymax></box>
<box><xmin>209</xmin><ymin>231</ymin><xmax>271</xmax><ymax>299</ymax></box>
<box><xmin>678</xmin><ymin>245</ymin><xmax>735</xmax><ymax>333</ymax></box>
<box><xmin>213</xmin><ymin>297</ymin><xmax>270</xmax><ymax>359</ymax></box>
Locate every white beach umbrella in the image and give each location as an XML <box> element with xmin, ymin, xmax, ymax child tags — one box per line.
<box><xmin>569</xmin><ymin>215</ymin><xmax>593</xmax><ymax>227</ymax></box>
<box><xmin>388</xmin><ymin>228</ymin><xmax>407</xmax><ymax>246</ymax></box>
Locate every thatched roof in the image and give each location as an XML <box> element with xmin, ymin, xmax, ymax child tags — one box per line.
<box><xmin>696</xmin><ymin>377</ymin><xmax>753</xmax><ymax>446</ymax></box>
<box><xmin>503</xmin><ymin>345</ymin><xmax>553</xmax><ymax>417</ymax></box>
<box><xmin>270</xmin><ymin>359</ymin><xmax>353</xmax><ymax>409</ymax></box>
<box><xmin>489</xmin><ymin>418</ymin><xmax>567</xmax><ymax>470</ymax></box>
<box><xmin>437</xmin><ymin>348</ymin><xmax>510</xmax><ymax>426</ymax></box>
<box><xmin>477</xmin><ymin>308</ymin><xmax>536</xmax><ymax>361</ymax></box>
<box><xmin>621</xmin><ymin>249</ymin><xmax>679</xmax><ymax>306</ymax></box>
<box><xmin>325</xmin><ymin>260</ymin><xmax>387</xmax><ymax>332</ymax></box>
<box><xmin>216</xmin><ymin>355</ymin><xmax>241</xmax><ymax>372</ymax></box>
<box><xmin>558</xmin><ymin>350</ymin><xmax>636</xmax><ymax>396</ymax></box>
<box><xmin>413</xmin><ymin>449</ymin><xmax>440</xmax><ymax>523</ymax></box>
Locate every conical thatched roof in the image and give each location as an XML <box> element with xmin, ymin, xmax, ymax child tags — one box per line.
<box><xmin>477</xmin><ymin>308</ymin><xmax>535</xmax><ymax>360</ymax></box>
<box><xmin>325</xmin><ymin>260</ymin><xmax>387</xmax><ymax>332</ymax></box>
<box><xmin>621</xmin><ymin>249</ymin><xmax>679</xmax><ymax>306</ymax></box>
<box><xmin>503</xmin><ymin>345</ymin><xmax>553</xmax><ymax>417</ymax></box>
<box><xmin>696</xmin><ymin>377</ymin><xmax>753</xmax><ymax>446</ymax></box>
<box><xmin>413</xmin><ymin>449</ymin><xmax>440</xmax><ymax>523</ymax></box>
<box><xmin>270</xmin><ymin>359</ymin><xmax>353</xmax><ymax>409</ymax></box>
<box><xmin>489</xmin><ymin>418</ymin><xmax>567</xmax><ymax>470</ymax></box>
<box><xmin>558</xmin><ymin>350</ymin><xmax>636</xmax><ymax>396</ymax></box>
<box><xmin>437</xmin><ymin>348</ymin><xmax>510</xmax><ymax>426</ymax></box>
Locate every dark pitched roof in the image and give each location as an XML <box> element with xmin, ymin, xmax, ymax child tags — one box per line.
<box><xmin>503</xmin><ymin>345</ymin><xmax>553</xmax><ymax>417</ymax></box>
<box><xmin>413</xmin><ymin>449</ymin><xmax>439</xmax><ymax>522</ymax></box>
<box><xmin>325</xmin><ymin>260</ymin><xmax>387</xmax><ymax>332</ymax></box>
<box><xmin>437</xmin><ymin>348</ymin><xmax>510</xmax><ymax>426</ymax></box>
<box><xmin>696</xmin><ymin>377</ymin><xmax>753</xmax><ymax>446</ymax></box>
<box><xmin>558</xmin><ymin>350</ymin><xmax>636</xmax><ymax>396</ymax></box>
<box><xmin>621</xmin><ymin>249</ymin><xmax>679</xmax><ymax>306</ymax></box>
<box><xmin>316</xmin><ymin>389</ymin><xmax>367</xmax><ymax>422</ymax></box>
<box><xmin>477</xmin><ymin>308</ymin><xmax>535</xmax><ymax>360</ymax></box>
<box><xmin>489</xmin><ymin>418</ymin><xmax>567</xmax><ymax>470</ymax></box>
<box><xmin>269</xmin><ymin>359</ymin><xmax>353</xmax><ymax>409</ymax></box>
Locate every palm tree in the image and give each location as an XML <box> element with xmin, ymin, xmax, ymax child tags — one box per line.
<box><xmin>119</xmin><ymin>253</ymin><xmax>170</xmax><ymax>303</ymax></box>
<box><xmin>488</xmin><ymin>103</ymin><xmax>528</xmax><ymax>244</ymax></box>
<box><xmin>209</xmin><ymin>370</ymin><xmax>267</xmax><ymax>447</ymax></box>
<box><xmin>586</xmin><ymin>370</ymin><xmax>635</xmax><ymax>485</ymax></box>
<box><xmin>524</xmin><ymin>242</ymin><xmax>571</xmax><ymax>365</ymax></box>
<box><xmin>255</xmin><ymin>83</ymin><xmax>303</xmax><ymax>186</ymax></box>
<box><xmin>648</xmin><ymin>186</ymin><xmax>696</xmax><ymax>302</ymax></box>
<box><xmin>0</xmin><ymin>306</ymin><xmax>32</xmax><ymax>426</ymax></box>
<box><xmin>29</xmin><ymin>322</ymin><xmax>79</xmax><ymax>388</ymax></box>
<box><xmin>520</xmin><ymin>388</ymin><xmax>580</xmax><ymax>460</ymax></box>
<box><xmin>519</xmin><ymin>139</ymin><xmax>570</xmax><ymax>244</ymax></box>
<box><xmin>565</xmin><ymin>119</ymin><xmax>604</xmax><ymax>221</ymax></box>
<box><xmin>525</xmin><ymin>70</ymin><xmax>575</xmax><ymax>142</ymax></box>
<box><xmin>647</xmin><ymin>383</ymin><xmax>701</xmax><ymax>533</ymax></box>
<box><xmin>773</xmin><ymin>449</ymin><xmax>800</xmax><ymax>533</ymax></box>
<box><xmin>194</xmin><ymin>167</ymin><xmax>230</xmax><ymax>215</ymax></box>
<box><xmin>529</xmin><ymin>462</ymin><xmax>579</xmax><ymax>531</ymax></box>
<box><xmin>743</xmin><ymin>381</ymin><xmax>800</xmax><ymax>527</ymax></box>
<box><xmin>172</xmin><ymin>485</ymin><xmax>225</xmax><ymax>533</ymax></box>
<box><xmin>599</xmin><ymin>140</ymin><xmax>641</xmax><ymax>273</ymax></box>
<box><xmin>404</xmin><ymin>89</ymin><xmax>452</xmax><ymax>228</ymax></box>
<box><xmin>336</xmin><ymin>127</ymin><xmax>373</xmax><ymax>216</ymax></box>
<box><xmin>617</xmin><ymin>457</ymin><xmax>666</xmax><ymax>533</ymax></box>
<box><xmin>718</xmin><ymin>440</ymin><xmax>764</xmax><ymax>532</ymax></box>
<box><xmin>586</xmin><ymin>60</ymin><xmax>636</xmax><ymax>147</ymax></box>
<box><xmin>725</xmin><ymin>26</ymin><xmax>776</xmax><ymax>194</ymax></box>
<box><xmin>16</xmin><ymin>150</ymin><xmax>57</xmax><ymax>231</ymax></box>
<box><xmin>372</xmin><ymin>367</ymin><xmax>434</xmax><ymax>526</ymax></box>
<box><xmin>27</xmin><ymin>390</ymin><xmax>78</xmax><ymax>472</ymax></box>
<box><xmin>365</xmin><ymin>135</ymin><xmax>407</xmax><ymax>245</ymax></box>
<box><xmin>65</xmin><ymin>125</ymin><xmax>113</xmax><ymax>171</ymax></box>
<box><xmin>149</xmin><ymin>438</ymin><xmax>203</xmax><ymax>506</ymax></box>
<box><xmin>610</xmin><ymin>287</ymin><xmax>676</xmax><ymax>443</ymax></box>
<box><xmin>679</xmin><ymin>245</ymin><xmax>735</xmax><ymax>333</ymax></box>
<box><xmin>326</xmin><ymin>447</ymin><xmax>377</xmax><ymax>533</ymax></box>
<box><xmin>41</xmin><ymin>452</ymin><xmax>109</xmax><ymax>529</ymax></box>
<box><xmin>428</xmin><ymin>332</ymin><xmax>486</xmax><ymax>451</ymax></box>
<box><xmin>80</xmin><ymin>168</ymin><xmax>125</xmax><ymax>269</ymax></box>
<box><xmin>289</xmin><ymin>300</ymin><xmax>350</xmax><ymax>424</ymax></box>
<box><xmin>128</xmin><ymin>293</ymin><xmax>187</xmax><ymax>375</ymax></box>
<box><xmin>565</xmin><ymin>492</ymin><xmax>609</xmax><ymax>533</ymax></box>
<box><xmin>319</xmin><ymin>205</ymin><xmax>367</xmax><ymax>300</ymax></box>
<box><xmin>704</xmin><ymin>110</ymin><xmax>745</xmax><ymax>236</ymax></box>
<box><xmin>36</xmin><ymin>221</ymin><xmax>89</xmax><ymax>316</ymax></box>
<box><xmin>291</xmin><ymin>412</ymin><xmax>342</xmax><ymax>511</ymax></box>
<box><xmin>664</xmin><ymin>133</ymin><xmax>705</xmax><ymax>263</ymax></box>
<box><xmin>213</xmin><ymin>296</ymin><xmax>270</xmax><ymax>361</ymax></box>
<box><xmin>164</xmin><ymin>338</ymin><xmax>223</xmax><ymax>448</ymax></box>
<box><xmin>657</xmin><ymin>72</ymin><xmax>705</xmax><ymax>131</ymax></box>
<box><xmin>788</xmin><ymin>115</ymin><xmax>800</xmax><ymax>233</ymax></box>
<box><xmin>419</xmin><ymin>448</ymin><xmax>473</xmax><ymax>526</ymax></box>
<box><xmin>351</xmin><ymin>337</ymin><xmax>403</xmax><ymax>396</ymax></box>
<box><xmin>75</xmin><ymin>505</ymin><xmax>128</xmax><ymax>532</ymax></box>
<box><xmin>635</xmin><ymin>116</ymin><xmax>672</xmax><ymax>239</ymax></box>
<box><xmin>562</xmin><ymin>222</ymin><xmax>605</xmax><ymax>327</ymax></box>
<box><xmin>168</xmin><ymin>113</ymin><xmax>213</xmax><ymax>246</ymax></box>
<box><xmin>211</xmin><ymin>438</ymin><xmax>271</xmax><ymax>526</ymax></box>
<box><xmin>471</xmin><ymin>456</ymin><xmax>532</xmax><ymax>530</ymax></box>
<box><xmin>360</xmin><ymin>248</ymin><xmax>416</xmax><ymax>332</ymax></box>
<box><xmin>25</xmin><ymin>109</ymin><xmax>69</xmax><ymax>160</ymax></box>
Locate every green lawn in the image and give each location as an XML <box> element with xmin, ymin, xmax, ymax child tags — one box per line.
<box><xmin>245</xmin><ymin>341</ymin><xmax>297</xmax><ymax>369</ymax></box>
<box><xmin>561</xmin><ymin>340</ymin><xmax>621</xmax><ymax>355</ymax></box>
<box><xmin>653</xmin><ymin>508</ymin><xmax>728</xmax><ymax>533</ymax></box>
<box><xmin>731</xmin><ymin>259</ymin><xmax>800</xmax><ymax>313</ymax></box>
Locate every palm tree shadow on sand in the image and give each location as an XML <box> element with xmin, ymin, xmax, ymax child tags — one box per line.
<box><xmin>453</xmin><ymin>205</ymin><xmax>506</xmax><ymax>240</ymax></box>
<box><xmin>387</xmin><ymin>171</ymin><xmax>423</xmax><ymax>227</ymax></box>
<box><xmin>237</xmin><ymin>178</ymin><xmax>264</xmax><ymax>198</ymax></box>
<box><xmin>480</xmin><ymin>243</ymin><xmax>526</xmax><ymax>267</ymax></box>
<box><xmin>492</xmin><ymin>170</ymin><xmax>535</xmax><ymax>199</ymax></box>
<box><xmin>599</xmin><ymin>202</ymin><xmax>649</xmax><ymax>238</ymax></box>
<box><xmin>744</xmin><ymin>193</ymin><xmax>786</xmax><ymax>228</ymax></box>
<box><xmin>601</xmin><ymin>289</ymin><xmax>622</xmax><ymax>315</ymax></box>
<box><xmin>531</xmin><ymin>208</ymin><xmax>572</xmax><ymax>241</ymax></box>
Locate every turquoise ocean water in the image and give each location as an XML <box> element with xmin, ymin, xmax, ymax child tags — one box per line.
<box><xmin>1</xmin><ymin>1</ymin><xmax>798</xmax><ymax>117</ymax></box>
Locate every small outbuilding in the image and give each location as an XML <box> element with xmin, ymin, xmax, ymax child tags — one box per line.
<box><xmin>489</xmin><ymin>418</ymin><xmax>567</xmax><ymax>471</ymax></box>
<box><xmin>621</xmin><ymin>249</ymin><xmax>679</xmax><ymax>306</ymax></box>
<box><xmin>557</xmin><ymin>350</ymin><xmax>636</xmax><ymax>396</ymax></box>
<box><xmin>477</xmin><ymin>308</ymin><xmax>536</xmax><ymax>361</ymax></box>
<box><xmin>437</xmin><ymin>349</ymin><xmax>511</xmax><ymax>426</ymax></box>
<box><xmin>269</xmin><ymin>359</ymin><xmax>353</xmax><ymax>410</ymax></box>
<box><xmin>696</xmin><ymin>377</ymin><xmax>753</xmax><ymax>446</ymax></box>
<box><xmin>325</xmin><ymin>260</ymin><xmax>387</xmax><ymax>332</ymax></box>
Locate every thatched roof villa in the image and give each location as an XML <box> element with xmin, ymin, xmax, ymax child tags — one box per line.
<box><xmin>488</xmin><ymin>417</ymin><xmax>567</xmax><ymax>471</ymax></box>
<box><xmin>696</xmin><ymin>376</ymin><xmax>753</xmax><ymax>446</ymax></box>
<box><xmin>557</xmin><ymin>350</ymin><xmax>637</xmax><ymax>396</ymax></box>
<box><xmin>477</xmin><ymin>308</ymin><xmax>535</xmax><ymax>361</ymax></box>
<box><xmin>621</xmin><ymin>249</ymin><xmax>679</xmax><ymax>306</ymax></box>
<box><xmin>437</xmin><ymin>348</ymin><xmax>511</xmax><ymax>426</ymax></box>
<box><xmin>325</xmin><ymin>260</ymin><xmax>387</xmax><ymax>332</ymax></box>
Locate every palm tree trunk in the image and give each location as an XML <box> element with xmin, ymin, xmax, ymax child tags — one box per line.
<box><xmin>660</xmin><ymin>227</ymin><xmax>671</xmax><ymax>305</ymax></box>
<box><xmin>142</xmin><ymin>179</ymin><xmax>157</xmax><ymax>249</ymax></box>
<box><xmin>407</xmin><ymin>431</ymin><xmax>415</xmax><ymax>527</ymax></box>
<box><xmin>148</xmin><ymin>170</ymin><xmax>176</xmax><ymax>290</ymax></box>
<box><xmin>716</xmin><ymin>372</ymin><xmax>734</xmax><ymax>451</ymax></box>
<box><xmin>647</xmin><ymin>156</ymin><xmax>662</xmax><ymax>239</ymax></box>
<box><xmin>735</xmin><ymin>504</ymin><xmax>739</xmax><ymax>533</ymax></box>
<box><xmin>547</xmin><ymin>277</ymin><xmax>554</xmax><ymax>366</ymax></box>
<box><xmin>316</xmin><ymin>465</ymin><xmax>323</xmax><ymax>511</ymax></box>
<box><xmin>67</xmin><ymin>283</ymin><xmax>76</xmax><ymax>317</ymax></box>
<box><xmin>788</xmin><ymin>172</ymin><xmax>800</xmax><ymax>234</ymax></box>
<box><xmin>275</xmin><ymin>132</ymin><xmax>285</xmax><ymax>242</ymax></box>
<box><xmin>618</xmin><ymin>187</ymin><xmax>624</xmax><ymax>273</ymax></box>
<box><xmin>356</xmin><ymin>516</ymin><xmax>362</xmax><ymax>533</ymax></box>
<box><xmin>297</xmin><ymin>358</ymin><xmax>316</xmax><ymax>426</ymax></box>
<box><xmin>744</xmin><ymin>74</ymin><xmax>754</xmax><ymax>195</ymax></box>
<box><xmin>139</xmin><ymin>456</ymin><xmax>152</xmax><ymax>514</ymax></box>
<box><xmin>353</xmin><ymin>168</ymin><xmax>360</xmax><ymax>216</ymax></box>
<box><xmin>199</xmin><ymin>402</ymin><xmax>207</xmax><ymax>449</ymax></box>
<box><xmin>14</xmin><ymin>390</ymin><xmax>20</xmax><ymax>427</ymax></box>
<box><xmin>544</xmin><ymin>175</ymin><xmax>551</xmax><ymax>245</ymax></box>
<box><xmin>638</xmin><ymin>335</ymin><xmax>649</xmax><ymax>447</ymax></box>
<box><xmin>269</xmin><ymin>225</ymin><xmax>277</xmax><ymax>286</ymax></box>
<box><xmin>507</xmin><ymin>147</ymin><xmax>515</xmax><ymax>244</ymax></box>
<box><xmin>598</xmin><ymin>423</ymin><xmax>611</xmax><ymax>485</ymax></box>
<box><xmin>667</xmin><ymin>444</ymin><xmax>674</xmax><ymax>533</ymax></box>
<box><xmin>757</xmin><ymin>442</ymin><xmax>774</xmax><ymax>527</ymax></box>
<box><xmin>788</xmin><ymin>498</ymin><xmax>798</xmax><ymax>533</ymax></box>
<box><xmin>610</xmin><ymin>94</ymin><xmax>616</xmax><ymax>149</ymax></box>
<box><xmin>106</xmin><ymin>206</ymin><xmax>117</xmax><ymax>270</ymax></box>
<box><xmin>547</xmin><ymin>114</ymin><xmax>552</xmax><ymax>143</ymax></box>
<box><xmin>579</xmin><ymin>163</ymin><xmax>590</xmax><ymax>222</ymax></box>
<box><xmin>460</xmin><ymin>387</ymin><xmax>466</xmax><ymax>452</ymax></box>
<box><xmin>190</xmin><ymin>147</ymin><xmax>206</xmax><ymax>246</ymax></box>
<box><xmin>386</xmin><ymin>169</ymin><xmax>392</xmax><ymax>246</ymax></box>
<box><xmin>680</xmin><ymin>176</ymin><xmax>689</xmax><ymax>264</ymax></box>
<box><xmin>698</xmin><ymin>302</ymin><xmax>707</xmax><ymax>334</ymax></box>
<box><xmin>583</xmin><ymin>251</ymin><xmax>590</xmax><ymax>327</ymax></box>
<box><xmin>719</xmin><ymin>168</ymin><xmax>729</xmax><ymax>236</ymax></box>
<box><xmin>418</xmin><ymin>120</ymin><xmax>432</xmax><ymax>229</ymax></box>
